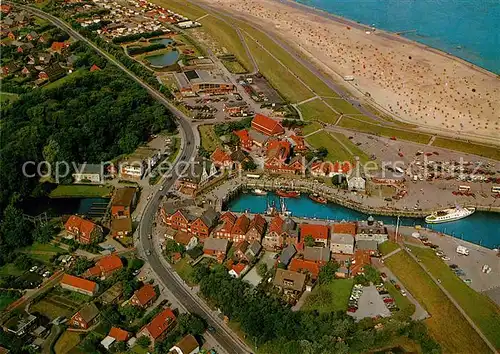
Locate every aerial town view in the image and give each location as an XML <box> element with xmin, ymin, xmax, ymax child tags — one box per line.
<box><xmin>0</xmin><ymin>0</ymin><xmax>499</xmax><ymax>353</ymax></box>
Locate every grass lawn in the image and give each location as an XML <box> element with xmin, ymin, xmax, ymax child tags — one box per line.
<box><xmin>237</xmin><ymin>22</ymin><xmax>339</xmax><ymax>98</ymax></box>
<box><xmin>323</xmin><ymin>97</ymin><xmax>364</xmax><ymax>115</ymax></box>
<box><xmin>299</xmin><ymin>99</ymin><xmax>340</xmax><ymax>124</ymax></box>
<box><xmin>305</xmin><ymin>131</ymin><xmax>353</xmax><ymax>163</ymax></box>
<box><xmin>222</xmin><ymin>59</ymin><xmax>247</xmax><ymax>74</ymax></box>
<box><xmin>22</xmin><ymin>242</ymin><xmax>66</xmax><ymax>264</ymax></box>
<box><xmin>384</xmin><ymin>280</ymin><xmax>415</xmax><ymax>319</ymax></box>
<box><xmin>0</xmin><ymin>92</ymin><xmax>19</xmax><ymax>104</ymax></box>
<box><xmin>167</xmin><ymin>136</ymin><xmax>181</xmax><ymax>162</ymax></box>
<box><xmin>244</xmin><ymin>33</ymin><xmax>314</xmax><ymax>103</ymax></box>
<box><xmin>49</xmin><ymin>184</ymin><xmax>113</xmax><ymax>198</ymax></box>
<box><xmin>43</xmin><ymin>69</ymin><xmax>86</xmax><ymax>90</ymax></box>
<box><xmin>198</xmin><ymin>125</ymin><xmax>221</xmax><ymax>152</ymax></box>
<box><xmin>0</xmin><ymin>263</ymin><xmax>24</xmax><ymax>277</ymax></box>
<box><xmin>409</xmin><ymin>246</ymin><xmax>500</xmax><ymax>349</ymax></box>
<box><xmin>339</xmin><ymin>117</ymin><xmax>432</xmax><ymax>145</ymax></box>
<box><xmin>330</xmin><ymin>132</ymin><xmax>372</xmax><ymax>165</ymax></box>
<box><xmin>173</xmin><ymin>258</ymin><xmax>194</xmax><ymax>285</ymax></box>
<box><xmin>379</xmin><ymin>241</ymin><xmax>400</xmax><ymax>256</ymax></box>
<box><xmin>432</xmin><ymin>137</ymin><xmax>500</xmax><ymax>161</ymax></box>
<box><xmin>302</xmin><ymin>279</ymin><xmax>354</xmax><ymax>313</ymax></box>
<box><xmin>152</xmin><ymin>0</ymin><xmax>205</xmax><ymax>20</ymax></box>
<box><xmin>301</xmin><ymin>122</ymin><xmax>323</xmax><ymax>136</ymax></box>
<box><xmin>54</xmin><ymin>331</ymin><xmax>82</xmax><ymax>354</ymax></box>
<box><xmin>385</xmin><ymin>251</ymin><xmax>491</xmax><ymax>353</ymax></box>
<box><xmin>31</xmin><ymin>298</ymin><xmax>75</xmax><ymax>320</ymax></box>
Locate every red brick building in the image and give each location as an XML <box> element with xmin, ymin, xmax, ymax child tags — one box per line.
<box><xmin>251</xmin><ymin>114</ymin><xmax>284</xmax><ymax>136</ymax></box>
<box><xmin>246</xmin><ymin>214</ymin><xmax>267</xmax><ymax>242</ymax></box>
<box><xmin>203</xmin><ymin>238</ymin><xmax>229</xmax><ymax>263</ymax></box>
<box><xmin>161</xmin><ymin>207</ymin><xmax>218</xmax><ymax>239</ymax></box>
<box><xmin>64</xmin><ymin>215</ymin><xmax>103</xmax><ymax>244</ymax></box>
<box><xmin>210</xmin><ymin>147</ymin><xmax>232</xmax><ymax>168</ymax></box>
<box><xmin>234</xmin><ymin>129</ymin><xmax>253</xmax><ymax>150</ymax></box>
<box><xmin>61</xmin><ymin>274</ymin><xmax>99</xmax><ymax>296</ymax></box>
<box><xmin>130</xmin><ymin>284</ymin><xmax>157</xmax><ymax>308</ymax></box>
<box><xmin>300</xmin><ymin>224</ymin><xmax>330</xmax><ymax>247</ymax></box>
<box><xmin>230</xmin><ymin>214</ymin><xmax>250</xmax><ymax>242</ymax></box>
<box><xmin>70</xmin><ymin>303</ymin><xmax>100</xmax><ymax>329</ymax></box>
<box><xmin>289</xmin><ymin>258</ymin><xmax>321</xmax><ymax>279</ymax></box>
<box><xmin>138</xmin><ymin>308</ymin><xmax>177</xmax><ymax>346</ymax></box>
<box><xmin>85</xmin><ymin>255</ymin><xmax>123</xmax><ymax>279</ymax></box>
<box><xmin>110</xmin><ymin>187</ymin><xmax>137</xmax><ymax>218</ymax></box>
<box><xmin>214</xmin><ymin>212</ymin><xmax>237</xmax><ymax>239</ymax></box>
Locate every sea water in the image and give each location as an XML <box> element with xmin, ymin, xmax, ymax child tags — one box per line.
<box><xmin>295</xmin><ymin>0</ymin><xmax>500</xmax><ymax>74</ymax></box>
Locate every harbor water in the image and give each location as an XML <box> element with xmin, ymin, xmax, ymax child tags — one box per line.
<box><xmin>295</xmin><ymin>0</ymin><xmax>500</xmax><ymax>74</ymax></box>
<box><xmin>228</xmin><ymin>193</ymin><xmax>500</xmax><ymax>249</ymax></box>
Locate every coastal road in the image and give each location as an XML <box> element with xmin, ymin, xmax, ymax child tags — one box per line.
<box><xmin>15</xmin><ymin>4</ymin><xmax>251</xmax><ymax>353</ymax></box>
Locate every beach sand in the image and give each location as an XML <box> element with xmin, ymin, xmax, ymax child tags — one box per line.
<box><xmin>201</xmin><ymin>0</ymin><xmax>500</xmax><ymax>142</ymax></box>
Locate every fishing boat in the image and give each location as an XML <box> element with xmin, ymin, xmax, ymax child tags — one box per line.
<box><xmin>425</xmin><ymin>206</ymin><xmax>475</xmax><ymax>224</ymax></box>
<box><xmin>253</xmin><ymin>189</ymin><xmax>267</xmax><ymax>196</ymax></box>
<box><xmin>265</xmin><ymin>199</ymin><xmax>278</xmax><ymax>216</ymax></box>
<box><xmin>276</xmin><ymin>189</ymin><xmax>300</xmax><ymax>198</ymax></box>
<box><xmin>309</xmin><ymin>193</ymin><xmax>327</xmax><ymax>204</ymax></box>
<box><xmin>279</xmin><ymin>197</ymin><xmax>292</xmax><ymax>217</ymax></box>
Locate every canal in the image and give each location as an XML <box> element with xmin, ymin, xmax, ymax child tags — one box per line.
<box><xmin>227</xmin><ymin>193</ymin><xmax>500</xmax><ymax>249</ymax></box>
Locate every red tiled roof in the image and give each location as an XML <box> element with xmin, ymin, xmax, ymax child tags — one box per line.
<box><xmin>211</xmin><ymin>147</ymin><xmax>232</xmax><ymax>165</ymax></box>
<box><xmin>64</xmin><ymin>215</ymin><xmax>98</xmax><ymax>238</ymax></box>
<box><xmin>109</xmin><ymin>327</ymin><xmax>129</xmax><ymax>341</ymax></box>
<box><xmin>133</xmin><ymin>283</ymin><xmax>157</xmax><ymax>306</ymax></box>
<box><xmin>251</xmin><ymin>114</ymin><xmax>284</xmax><ymax>136</ymax></box>
<box><xmin>351</xmin><ymin>250</ymin><xmax>372</xmax><ymax>276</ymax></box>
<box><xmin>86</xmin><ymin>265</ymin><xmax>101</xmax><ymax>278</ymax></box>
<box><xmin>144</xmin><ymin>308</ymin><xmax>176</xmax><ymax>339</ymax></box>
<box><xmin>90</xmin><ymin>64</ymin><xmax>101</xmax><ymax>72</ymax></box>
<box><xmin>61</xmin><ymin>274</ymin><xmax>97</xmax><ymax>293</ymax></box>
<box><xmin>249</xmin><ymin>214</ymin><xmax>266</xmax><ymax>234</ymax></box>
<box><xmin>269</xmin><ymin>215</ymin><xmax>284</xmax><ymax>234</ymax></box>
<box><xmin>332</xmin><ymin>223</ymin><xmax>357</xmax><ymax>235</ymax></box>
<box><xmin>289</xmin><ymin>135</ymin><xmax>305</xmax><ymax>147</ymax></box>
<box><xmin>300</xmin><ymin>224</ymin><xmax>329</xmax><ymax>240</ymax></box>
<box><xmin>311</xmin><ymin>161</ymin><xmax>352</xmax><ymax>174</ymax></box>
<box><xmin>289</xmin><ymin>258</ymin><xmax>320</xmax><ymax>277</ymax></box>
<box><xmin>231</xmin><ymin>214</ymin><xmax>250</xmax><ymax>234</ymax></box>
<box><xmin>50</xmin><ymin>41</ymin><xmax>68</xmax><ymax>52</ymax></box>
<box><xmin>231</xmin><ymin>263</ymin><xmax>246</xmax><ymax>276</ymax></box>
<box><xmin>174</xmin><ymin>231</ymin><xmax>193</xmax><ymax>245</ymax></box>
<box><xmin>234</xmin><ymin>129</ymin><xmax>250</xmax><ymax>141</ymax></box>
<box><xmin>220</xmin><ymin>212</ymin><xmax>236</xmax><ymax>224</ymax></box>
<box><xmin>96</xmin><ymin>255</ymin><xmax>123</xmax><ymax>274</ymax></box>
<box><xmin>266</xmin><ymin>140</ymin><xmax>291</xmax><ymax>160</ymax></box>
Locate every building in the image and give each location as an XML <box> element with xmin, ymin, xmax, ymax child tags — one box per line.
<box><xmin>251</xmin><ymin>114</ymin><xmax>284</xmax><ymax>136</ymax></box>
<box><xmin>61</xmin><ymin>274</ymin><xmax>99</xmax><ymax>296</ymax></box>
<box><xmin>44</xmin><ymin>63</ymin><xmax>66</xmax><ymax>82</ymax></box>
<box><xmin>230</xmin><ymin>214</ymin><xmax>250</xmax><ymax>242</ymax></box>
<box><xmin>310</xmin><ymin>161</ymin><xmax>351</xmax><ymax>178</ymax></box>
<box><xmin>289</xmin><ymin>258</ymin><xmax>321</xmax><ymax>279</ymax></box>
<box><xmin>248</xmin><ymin>129</ymin><xmax>269</xmax><ymax>148</ymax></box>
<box><xmin>174</xmin><ymin>70</ymin><xmax>234</xmax><ymax>96</ymax></box>
<box><xmin>356</xmin><ymin>216</ymin><xmax>388</xmax><ymax>243</ymax></box>
<box><xmin>173</xmin><ymin>231</ymin><xmax>198</xmax><ymax>250</ymax></box>
<box><xmin>300</xmin><ymin>224</ymin><xmax>329</xmax><ymax>247</ymax></box>
<box><xmin>273</xmin><ymin>269</ymin><xmax>306</xmax><ymax>295</ymax></box>
<box><xmin>3</xmin><ymin>313</ymin><xmax>37</xmax><ymax>337</ymax></box>
<box><xmin>111</xmin><ymin>217</ymin><xmax>133</xmax><ymax>238</ymax></box>
<box><xmin>168</xmin><ymin>334</ymin><xmax>200</xmax><ymax>354</ymax></box>
<box><xmin>210</xmin><ymin>147</ymin><xmax>232</xmax><ymax>168</ymax></box>
<box><xmin>332</xmin><ymin>222</ymin><xmax>356</xmax><ymax>236</ymax></box>
<box><xmin>245</xmin><ymin>240</ymin><xmax>262</xmax><ymax>262</ymax></box>
<box><xmin>371</xmin><ymin>171</ymin><xmax>406</xmax><ymax>186</ymax></box>
<box><xmin>330</xmin><ymin>233</ymin><xmax>355</xmax><ymax>255</ymax></box>
<box><xmin>203</xmin><ymin>238</ymin><xmax>229</xmax><ymax>263</ymax></box>
<box><xmin>350</xmin><ymin>250</ymin><xmax>372</xmax><ymax>276</ymax></box>
<box><xmin>161</xmin><ymin>206</ymin><xmax>219</xmax><ymax>239</ymax></box>
<box><xmin>355</xmin><ymin>240</ymin><xmax>378</xmax><ymax>255</ymax></box>
<box><xmin>246</xmin><ymin>214</ymin><xmax>267</xmax><ymax>242</ymax></box>
<box><xmin>214</xmin><ymin>212</ymin><xmax>236</xmax><ymax>239</ymax></box>
<box><xmin>98</xmin><ymin>282</ymin><xmax>123</xmax><ymax>305</ymax></box>
<box><xmin>228</xmin><ymin>263</ymin><xmax>246</xmax><ymax>278</ymax></box>
<box><xmin>120</xmin><ymin>147</ymin><xmax>161</xmax><ymax>180</ymax></box>
<box><xmin>85</xmin><ymin>255</ymin><xmax>123</xmax><ymax>279</ymax></box>
<box><xmin>138</xmin><ymin>308</ymin><xmax>177</xmax><ymax>346</ymax></box>
<box><xmin>282</xmin><ymin>217</ymin><xmax>299</xmax><ymax>246</ymax></box>
<box><xmin>279</xmin><ymin>244</ymin><xmax>296</xmax><ymax>267</ymax></box>
<box><xmin>111</xmin><ymin>187</ymin><xmax>137</xmax><ymax>218</ymax></box>
<box><xmin>233</xmin><ymin>241</ymin><xmax>249</xmax><ymax>262</ymax></box>
<box><xmin>348</xmin><ymin>176</ymin><xmax>366</xmax><ymax>191</ymax></box>
<box><xmin>223</xmin><ymin>101</ymin><xmax>247</xmax><ymax>116</ymax></box>
<box><xmin>101</xmin><ymin>327</ymin><xmax>130</xmax><ymax>350</ymax></box>
<box><xmin>130</xmin><ymin>284</ymin><xmax>157</xmax><ymax>308</ymax></box>
<box><xmin>234</xmin><ymin>129</ymin><xmax>253</xmax><ymax>150</ymax></box>
<box><xmin>288</xmin><ymin>135</ymin><xmax>307</xmax><ymax>152</ymax></box>
<box><xmin>64</xmin><ymin>215</ymin><xmax>103</xmax><ymax>244</ymax></box>
<box><xmin>70</xmin><ymin>303</ymin><xmax>100</xmax><ymax>329</ymax></box>
<box><xmin>72</xmin><ymin>163</ymin><xmax>103</xmax><ymax>183</ymax></box>
<box><xmin>303</xmin><ymin>246</ymin><xmax>331</xmax><ymax>265</ymax></box>
<box><xmin>176</xmin><ymin>158</ymin><xmax>218</xmax><ymax>194</ymax></box>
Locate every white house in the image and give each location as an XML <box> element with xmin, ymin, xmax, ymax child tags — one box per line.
<box><xmin>348</xmin><ymin>176</ymin><xmax>366</xmax><ymax>191</ymax></box>
<box><xmin>330</xmin><ymin>233</ymin><xmax>355</xmax><ymax>255</ymax></box>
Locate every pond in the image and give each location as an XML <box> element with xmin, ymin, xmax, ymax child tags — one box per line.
<box><xmin>23</xmin><ymin>197</ymin><xmax>110</xmax><ymax>218</ymax></box>
<box><xmin>145</xmin><ymin>50</ymin><xmax>180</xmax><ymax>68</ymax></box>
<box><xmin>150</xmin><ymin>38</ymin><xmax>173</xmax><ymax>46</ymax></box>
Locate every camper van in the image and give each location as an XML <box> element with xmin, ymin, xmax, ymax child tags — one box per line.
<box><xmin>456</xmin><ymin>246</ymin><xmax>469</xmax><ymax>256</ymax></box>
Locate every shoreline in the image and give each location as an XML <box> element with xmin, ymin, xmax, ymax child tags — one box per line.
<box><xmin>284</xmin><ymin>0</ymin><xmax>499</xmax><ymax>78</ymax></box>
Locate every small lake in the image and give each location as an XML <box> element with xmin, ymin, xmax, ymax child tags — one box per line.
<box><xmin>23</xmin><ymin>197</ymin><xmax>110</xmax><ymax>218</ymax></box>
<box><xmin>150</xmin><ymin>38</ymin><xmax>173</xmax><ymax>46</ymax></box>
<box><xmin>228</xmin><ymin>193</ymin><xmax>500</xmax><ymax>249</ymax></box>
<box><xmin>145</xmin><ymin>50</ymin><xmax>179</xmax><ymax>67</ymax></box>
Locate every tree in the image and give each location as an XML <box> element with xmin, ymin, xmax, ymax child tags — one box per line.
<box><xmin>317</xmin><ymin>147</ymin><xmax>328</xmax><ymax>158</ymax></box>
<box><xmin>137</xmin><ymin>335</ymin><xmax>151</xmax><ymax>348</ymax></box>
<box><xmin>14</xmin><ymin>253</ymin><xmax>34</xmax><ymax>271</ymax></box>
<box><xmin>128</xmin><ymin>258</ymin><xmax>144</xmax><ymax>272</ymax></box>
<box><xmin>177</xmin><ymin>313</ymin><xmax>206</xmax><ymax>336</ymax></box>
<box><xmin>33</xmin><ymin>223</ymin><xmax>56</xmax><ymax>244</ymax></box>
<box><xmin>242</xmin><ymin>159</ymin><xmax>257</xmax><ymax>171</ymax></box>
<box><xmin>364</xmin><ymin>265</ymin><xmax>381</xmax><ymax>284</ymax></box>
<box><xmin>190</xmin><ymin>264</ymin><xmax>210</xmax><ymax>284</ymax></box>
<box><xmin>318</xmin><ymin>261</ymin><xmax>339</xmax><ymax>284</ymax></box>
<box><xmin>119</xmin><ymin>305</ymin><xmax>143</xmax><ymax>322</ymax></box>
<box><xmin>113</xmin><ymin>341</ymin><xmax>128</xmax><ymax>352</ymax></box>
<box><xmin>332</xmin><ymin>174</ymin><xmax>346</xmax><ymax>186</ymax></box>
<box><xmin>0</xmin><ymin>203</ymin><xmax>33</xmax><ymax>250</ymax></box>
<box><xmin>256</xmin><ymin>263</ymin><xmax>268</xmax><ymax>277</ymax></box>
<box><xmin>70</xmin><ymin>258</ymin><xmax>94</xmax><ymax>276</ymax></box>
<box><xmin>304</xmin><ymin>235</ymin><xmax>315</xmax><ymax>247</ymax></box>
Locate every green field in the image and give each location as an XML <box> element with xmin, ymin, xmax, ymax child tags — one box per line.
<box><xmin>384</xmin><ymin>281</ymin><xmax>415</xmax><ymax>320</ymax></box>
<box><xmin>0</xmin><ymin>263</ymin><xmax>25</xmax><ymax>277</ymax></box>
<box><xmin>49</xmin><ymin>184</ymin><xmax>113</xmax><ymax>198</ymax></box>
<box><xmin>43</xmin><ymin>69</ymin><xmax>86</xmax><ymax>90</ymax></box>
<box><xmin>0</xmin><ymin>92</ymin><xmax>19</xmax><ymax>105</ymax></box>
<box><xmin>198</xmin><ymin>125</ymin><xmax>221</xmax><ymax>152</ymax></box>
<box><xmin>299</xmin><ymin>99</ymin><xmax>340</xmax><ymax>124</ymax></box>
<box><xmin>432</xmin><ymin>137</ymin><xmax>500</xmax><ymax>161</ymax></box>
<box><xmin>222</xmin><ymin>59</ymin><xmax>247</xmax><ymax>74</ymax></box>
<box><xmin>323</xmin><ymin>97</ymin><xmax>363</xmax><ymax>115</ymax></box>
<box><xmin>173</xmin><ymin>258</ymin><xmax>194</xmax><ymax>285</ymax></box>
<box><xmin>301</xmin><ymin>122</ymin><xmax>323</xmax><ymax>136</ymax></box>
<box><xmin>31</xmin><ymin>288</ymin><xmax>88</xmax><ymax>320</ymax></box>
<box><xmin>54</xmin><ymin>330</ymin><xmax>82</xmax><ymax>354</ymax></box>
<box><xmin>385</xmin><ymin>251</ymin><xmax>491</xmax><ymax>353</ymax></box>
<box><xmin>22</xmin><ymin>242</ymin><xmax>66</xmax><ymax>264</ymax></box>
<box><xmin>409</xmin><ymin>246</ymin><xmax>500</xmax><ymax>349</ymax></box>
<box><xmin>330</xmin><ymin>132</ymin><xmax>372</xmax><ymax>165</ymax></box>
<box><xmin>306</xmin><ymin>131</ymin><xmax>354</xmax><ymax>163</ymax></box>
<box><xmin>302</xmin><ymin>279</ymin><xmax>354</xmax><ymax>313</ymax></box>
<box><xmin>339</xmin><ymin>117</ymin><xmax>432</xmax><ymax>144</ymax></box>
<box><xmin>379</xmin><ymin>241</ymin><xmax>400</xmax><ymax>256</ymax></box>
<box><xmin>244</xmin><ymin>34</ymin><xmax>313</xmax><ymax>103</ymax></box>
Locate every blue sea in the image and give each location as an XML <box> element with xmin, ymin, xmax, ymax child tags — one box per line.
<box><xmin>228</xmin><ymin>193</ymin><xmax>500</xmax><ymax>249</ymax></box>
<box><xmin>295</xmin><ymin>0</ymin><xmax>500</xmax><ymax>74</ymax></box>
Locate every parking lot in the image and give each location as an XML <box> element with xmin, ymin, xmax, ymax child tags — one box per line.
<box><xmin>347</xmin><ymin>284</ymin><xmax>391</xmax><ymax>320</ymax></box>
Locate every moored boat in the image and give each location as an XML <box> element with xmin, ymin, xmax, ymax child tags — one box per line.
<box><xmin>253</xmin><ymin>189</ymin><xmax>267</xmax><ymax>196</ymax></box>
<box><xmin>276</xmin><ymin>190</ymin><xmax>300</xmax><ymax>198</ymax></box>
<box><xmin>425</xmin><ymin>206</ymin><xmax>475</xmax><ymax>224</ymax></box>
<box><xmin>309</xmin><ymin>193</ymin><xmax>327</xmax><ymax>204</ymax></box>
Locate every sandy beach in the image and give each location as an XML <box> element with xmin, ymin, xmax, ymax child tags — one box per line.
<box><xmin>200</xmin><ymin>0</ymin><xmax>500</xmax><ymax>142</ymax></box>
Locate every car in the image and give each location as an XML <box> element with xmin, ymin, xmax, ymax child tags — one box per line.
<box><xmin>463</xmin><ymin>279</ymin><xmax>472</xmax><ymax>284</ymax></box>
<box><xmin>133</xmin><ymin>269</ymin><xmax>141</xmax><ymax>276</ymax></box>
<box><xmin>381</xmin><ymin>272</ymin><xmax>387</xmax><ymax>278</ymax></box>
<box><xmin>400</xmin><ymin>290</ymin><xmax>407</xmax><ymax>297</ymax></box>
<box><xmin>148</xmin><ymin>234</ymin><xmax>152</xmax><ymax>240</ymax></box>
<box><xmin>395</xmin><ymin>284</ymin><xmax>401</xmax><ymax>290</ymax></box>
<box><xmin>347</xmin><ymin>307</ymin><xmax>357</xmax><ymax>313</ymax></box>
<box><xmin>383</xmin><ymin>298</ymin><xmax>394</xmax><ymax>303</ymax></box>
<box><xmin>441</xmin><ymin>256</ymin><xmax>451</xmax><ymax>261</ymax></box>
<box><xmin>30</xmin><ymin>266</ymin><xmax>38</xmax><ymax>272</ymax></box>
<box><xmin>43</xmin><ymin>271</ymin><xmax>51</xmax><ymax>278</ymax></box>
<box><xmin>449</xmin><ymin>264</ymin><xmax>458</xmax><ymax>269</ymax></box>
<box><xmin>390</xmin><ymin>279</ymin><xmax>396</xmax><ymax>285</ymax></box>
<box><xmin>159</xmin><ymin>186</ymin><xmax>164</xmax><ymax>191</ymax></box>
<box><xmin>146</xmin><ymin>250</ymin><xmax>151</xmax><ymax>256</ymax></box>
<box><xmin>187</xmin><ymin>141</ymin><xmax>191</xmax><ymax>145</ymax></box>
<box><xmin>207</xmin><ymin>326</ymin><xmax>216</xmax><ymax>333</ymax></box>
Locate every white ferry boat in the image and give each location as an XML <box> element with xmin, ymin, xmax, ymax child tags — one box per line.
<box><xmin>425</xmin><ymin>206</ymin><xmax>475</xmax><ymax>224</ymax></box>
<box><xmin>253</xmin><ymin>189</ymin><xmax>267</xmax><ymax>196</ymax></box>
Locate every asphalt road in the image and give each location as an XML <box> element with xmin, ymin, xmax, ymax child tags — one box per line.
<box><xmin>15</xmin><ymin>4</ymin><xmax>250</xmax><ymax>353</ymax></box>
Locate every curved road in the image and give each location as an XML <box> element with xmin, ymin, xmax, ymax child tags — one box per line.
<box><xmin>15</xmin><ymin>4</ymin><xmax>250</xmax><ymax>353</ymax></box>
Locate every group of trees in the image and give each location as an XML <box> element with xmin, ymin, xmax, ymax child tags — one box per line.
<box><xmin>213</xmin><ymin>117</ymin><xmax>252</xmax><ymax>137</ymax></box>
<box><xmin>127</xmin><ymin>43</ymin><xmax>166</xmax><ymax>56</ymax></box>
<box><xmin>112</xmin><ymin>30</ymin><xmax>166</xmax><ymax>44</ymax></box>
